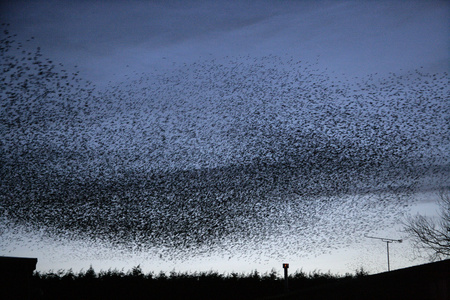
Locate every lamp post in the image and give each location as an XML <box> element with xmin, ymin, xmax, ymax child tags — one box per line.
<box><xmin>282</xmin><ymin>263</ymin><xmax>289</xmax><ymax>293</ymax></box>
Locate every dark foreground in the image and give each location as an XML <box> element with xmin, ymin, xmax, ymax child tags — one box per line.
<box><xmin>272</xmin><ymin>259</ymin><xmax>449</xmax><ymax>300</ymax></box>
<box><xmin>1</xmin><ymin>260</ymin><xmax>448</xmax><ymax>299</ymax></box>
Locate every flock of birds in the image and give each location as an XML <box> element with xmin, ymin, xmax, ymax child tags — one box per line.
<box><xmin>1</xmin><ymin>24</ymin><xmax>449</xmax><ymax>262</ymax></box>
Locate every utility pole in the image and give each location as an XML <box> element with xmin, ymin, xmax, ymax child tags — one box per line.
<box><xmin>365</xmin><ymin>235</ymin><xmax>402</xmax><ymax>271</ymax></box>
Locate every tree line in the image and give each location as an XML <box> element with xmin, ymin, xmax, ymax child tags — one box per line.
<box><xmin>30</xmin><ymin>266</ymin><xmax>368</xmax><ymax>299</ymax></box>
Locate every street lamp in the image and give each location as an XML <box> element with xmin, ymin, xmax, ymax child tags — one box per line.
<box><xmin>282</xmin><ymin>263</ymin><xmax>289</xmax><ymax>293</ymax></box>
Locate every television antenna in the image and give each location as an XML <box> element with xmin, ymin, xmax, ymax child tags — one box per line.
<box><xmin>365</xmin><ymin>235</ymin><xmax>402</xmax><ymax>271</ymax></box>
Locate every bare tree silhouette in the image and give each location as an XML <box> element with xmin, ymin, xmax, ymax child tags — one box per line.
<box><xmin>404</xmin><ymin>188</ymin><xmax>450</xmax><ymax>261</ymax></box>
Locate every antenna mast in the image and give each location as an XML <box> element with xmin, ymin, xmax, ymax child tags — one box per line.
<box><xmin>365</xmin><ymin>235</ymin><xmax>402</xmax><ymax>271</ymax></box>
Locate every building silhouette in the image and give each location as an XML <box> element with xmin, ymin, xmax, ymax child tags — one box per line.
<box><xmin>0</xmin><ymin>256</ymin><xmax>38</xmax><ymax>300</ymax></box>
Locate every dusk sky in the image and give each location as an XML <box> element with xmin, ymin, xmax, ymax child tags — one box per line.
<box><xmin>1</xmin><ymin>0</ymin><xmax>449</xmax><ymax>275</ymax></box>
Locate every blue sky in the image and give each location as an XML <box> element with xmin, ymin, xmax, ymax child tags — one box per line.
<box><xmin>0</xmin><ymin>0</ymin><xmax>449</xmax><ymax>275</ymax></box>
